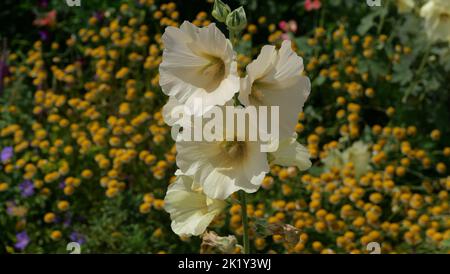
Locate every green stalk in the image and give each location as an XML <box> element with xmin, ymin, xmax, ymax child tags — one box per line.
<box><xmin>239</xmin><ymin>190</ymin><xmax>250</xmax><ymax>254</ymax></box>
<box><xmin>377</xmin><ymin>0</ymin><xmax>391</xmax><ymax>35</ymax></box>
<box><xmin>229</xmin><ymin>30</ymin><xmax>237</xmax><ymax>49</ymax></box>
<box><xmin>402</xmin><ymin>43</ymin><xmax>432</xmax><ymax>103</ymax></box>
<box><xmin>228</xmin><ymin>28</ymin><xmax>248</xmax><ymax>253</ymax></box>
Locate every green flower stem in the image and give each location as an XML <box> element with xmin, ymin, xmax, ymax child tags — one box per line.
<box><xmin>377</xmin><ymin>0</ymin><xmax>391</xmax><ymax>35</ymax></box>
<box><xmin>402</xmin><ymin>43</ymin><xmax>432</xmax><ymax>103</ymax></box>
<box><xmin>239</xmin><ymin>190</ymin><xmax>250</xmax><ymax>254</ymax></box>
<box><xmin>319</xmin><ymin>6</ymin><xmax>325</xmax><ymax>27</ymax></box>
<box><xmin>229</xmin><ymin>30</ymin><xmax>237</xmax><ymax>48</ymax></box>
<box><xmin>230</xmin><ymin>29</ymin><xmax>248</xmax><ymax>254</ymax></box>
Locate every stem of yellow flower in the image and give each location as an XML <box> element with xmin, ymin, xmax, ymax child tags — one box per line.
<box><xmin>239</xmin><ymin>190</ymin><xmax>250</xmax><ymax>254</ymax></box>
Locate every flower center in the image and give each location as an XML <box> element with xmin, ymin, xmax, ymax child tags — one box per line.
<box><xmin>250</xmin><ymin>82</ymin><xmax>265</xmax><ymax>104</ymax></box>
<box><xmin>199</xmin><ymin>55</ymin><xmax>225</xmax><ymax>92</ymax></box>
<box><xmin>440</xmin><ymin>13</ymin><xmax>450</xmax><ymax>22</ymax></box>
<box><xmin>221</xmin><ymin>140</ymin><xmax>247</xmax><ymax>159</ymax></box>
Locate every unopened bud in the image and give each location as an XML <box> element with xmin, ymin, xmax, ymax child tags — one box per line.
<box><xmin>226</xmin><ymin>6</ymin><xmax>247</xmax><ymax>32</ymax></box>
<box><xmin>212</xmin><ymin>0</ymin><xmax>231</xmax><ymax>23</ymax></box>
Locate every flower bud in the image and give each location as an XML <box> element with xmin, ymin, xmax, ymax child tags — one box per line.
<box><xmin>226</xmin><ymin>6</ymin><xmax>247</xmax><ymax>32</ymax></box>
<box><xmin>212</xmin><ymin>0</ymin><xmax>231</xmax><ymax>23</ymax></box>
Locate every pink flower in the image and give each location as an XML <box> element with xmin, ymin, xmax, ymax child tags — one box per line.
<box><xmin>305</xmin><ymin>0</ymin><xmax>322</xmax><ymax>11</ymax></box>
<box><xmin>279</xmin><ymin>20</ymin><xmax>289</xmax><ymax>32</ymax></box>
<box><xmin>33</xmin><ymin>10</ymin><xmax>57</xmax><ymax>27</ymax></box>
<box><xmin>288</xmin><ymin>20</ymin><xmax>298</xmax><ymax>33</ymax></box>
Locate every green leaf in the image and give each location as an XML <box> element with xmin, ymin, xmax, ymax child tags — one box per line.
<box><xmin>304</xmin><ymin>106</ymin><xmax>323</xmax><ymax>122</ymax></box>
<box><xmin>392</xmin><ymin>58</ymin><xmax>414</xmax><ymax>85</ymax></box>
<box><xmin>313</xmin><ymin>76</ymin><xmax>326</xmax><ymax>86</ymax></box>
<box><xmin>308</xmin><ymin>166</ymin><xmax>324</xmax><ymax>177</ymax></box>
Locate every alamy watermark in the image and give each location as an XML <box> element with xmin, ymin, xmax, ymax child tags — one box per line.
<box><xmin>66</xmin><ymin>0</ymin><xmax>81</xmax><ymax>7</ymax></box>
<box><xmin>66</xmin><ymin>242</ymin><xmax>81</xmax><ymax>254</ymax></box>
<box><xmin>169</xmin><ymin>99</ymin><xmax>280</xmax><ymax>152</ymax></box>
<box><xmin>366</xmin><ymin>0</ymin><xmax>382</xmax><ymax>7</ymax></box>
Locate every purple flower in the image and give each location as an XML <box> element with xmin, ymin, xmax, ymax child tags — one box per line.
<box><xmin>14</xmin><ymin>231</ymin><xmax>30</xmax><ymax>251</ymax></box>
<box><xmin>0</xmin><ymin>59</ymin><xmax>8</xmax><ymax>77</ymax></box>
<box><xmin>1</xmin><ymin>146</ymin><xmax>13</xmax><ymax>162</ymax></box>
<box><xmin>38</xmin><ymin>0</ymin><xmax>49</xmax><ymax>8</ymax></box>
<box><xmin>63</xmin><ymin>212</ymin><xmax>73</xmax><ymax>228</ymax></box>
<box><xmin>69</xmin><ymin>232</ymin><xmax>86</xmax><ymax>245</ymax></box>
<box><xmin>39</xmin><ymin>30</ymin><xmax>49</xmax><ymax>42</ymax></box>
<box><xmin>94</xmin><ymin>11</ymin><xmax>104</xmax><ymax>22</ymax></box>
<box><xmin>6</xmin><ymin>201</ymin><xmax>16</xmax><ymax>216</ymax></box>
<box><xmin>0</xmin><ymin>59</ymin><xmax>9</xmax><ymax>79</ymax></box>
<box><xmin>0</xmin><ymin>58</ymin><xmax>9</xmax><ymax>95</ymax></box>
<box><xmin>19</xmin><ymin>180</ymin><xmax>35</xmax><ymax>198</ymax></box>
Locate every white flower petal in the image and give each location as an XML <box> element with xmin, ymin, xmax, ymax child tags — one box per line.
<box><xmin>420</xmin><ymin>0</ymin><xmax>450</xmax><ymax>42</ymax></box>
<box><xmin>176</xmin><ymin>109</ymin><xmax>270</xmax><ymax>200</ymax></box>
<box><xmin>270</xmin><ymin>136</ymin><xmax>312</xmax><ymax>171</ymax></box>
<box><xmin>164</xmin><ymin>175</ymin><xmax>226</xmax><ymax>236</ymax></box>
<box><xmin>239</xmin><ymin>40</ymin><xmax>311</xmax><ymax>139</ymax></box>
<box><xmin>162</xmin><ymin>96</ymin><xmax>183</xmax><ymax>126</ymax></box>
<box><xmin>160</xmin><ymin>22</ymin><xmax>239</xmax><ymax>115</ymax></box>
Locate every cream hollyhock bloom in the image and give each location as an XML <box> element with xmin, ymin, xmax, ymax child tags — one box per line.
<box><xmin>323</xmin><ymin>141</ymin><xmax>371</xmax><ymax>178</ymax></box>
<box><xmin>239</xmin><ymin>40</ymin><xmax>310</xmax><ymax>139</ymax></box>
<box><xmin>342</xmin><ymin>141</ymin><xmax>371</xmax><ymax>178</ymax></box>
<box><xmin>268</xmin><ymin>134</ymin><xmax>311</xmax><ymax>171</ymax></box>
<box><xmin>164</xmin><ymin>172</ymin><xmax>226</xmax><ymax>236</ymax></box>
<box><xmin>162</xmin><ymin>96</ymin><xmax>183</xmax><ymax>127</ymax></box>
<box><xmin>176</xmin><ymin>108</ymin><xmax>270</xmax><ymax>200</ymax></box>
<box><xmin>420</xmin><ymin>0</ymin><xmax>450</xmax><ymax>42</ymax></box>
<box><xmin>160</xmin><ymin>21</ymin><xmax>240</xmax><ymax>115</ymax></box>
<box><xmin>396</xmin><ymin>0</ymin><xmax>415</xmax><ymax>13</ymax></box>
<box><xmin>322</xmin><ymin>149</ymin><xmax>344</xmax><ymax>171</ymax></box>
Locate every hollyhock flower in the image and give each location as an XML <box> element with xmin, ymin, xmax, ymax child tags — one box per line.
<box><xmin>305</xmin><ymin>0</ymin><xmax>322</xmax><ymax>11</ymax></box>
<box><xmin>396</xmin><ymin>0</ymin><xmax>415</xmax><ymax>13</ymax></box>
<box><xmin>342</xmin><ymin>141</ymin><xmax>371</xmax><ymax>178</ymax></box>
<box><xmin>14</xmin><ymin>231</ymin><xmax>30</xmax><ymax>251</ymax></box>
<box><xmin>323</xmin><ymin>141</ymin><xmax>371</xmax><ymax>179</ymax></box>
<box><xmin>322</xmin><ymin>149</ymin><xmax>344</xmax><ymax>172</ymax></box>
<box><xmin>239</xmin><ymin>40</ymin><xmax>311</xmax><ymax>139</ymax></box>
<box><xmin>159</xmin><ymin>21</ymin><xmax>239</xmax><ymax>116</ymax></box>
<box><xmin>164</xmin><ymin>173</ymin><xmax>227</xmax><ymax>236</ymax></box>
<box><xmin>268</xmin><ymin>134</ymin><xmax>311</xmax><ymax>171</ymax></box>
<box><xmin>19</xmin><ymin>180</ymin><xmax>35</xmax><ymax>198</ymax></box>
<box><xmin>1</xmin><ymin>146</ymin><xmax>13</xmax><ymax>163</ymax></box>
<box><xmin>420</xmin><ymin>0</ymin><xmax>450</xmax><ymax>42</ymax></box>
<box><xmin>176</xmin><ymin>107</ymin><xmax>270</xmax><ymax>200</ymax></box>
<box><xmin>162</xmin><ymin>96</ymin><xmax>186</xmax><ymax>127</ymax></box>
